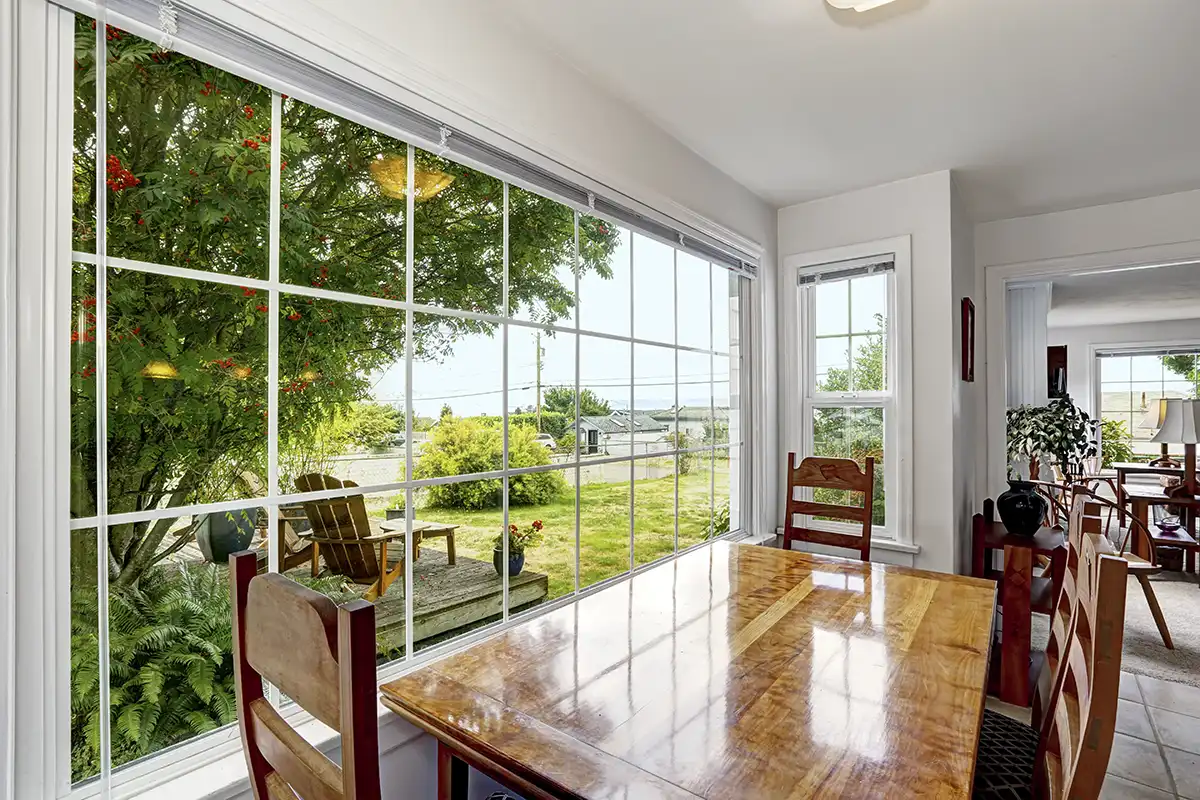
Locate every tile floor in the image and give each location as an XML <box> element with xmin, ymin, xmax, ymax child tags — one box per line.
<box><xmin>1100</xmin><ymin>672</ymin><xmax>1200</xmax><ymax>799</ymax></box>
<box><xmin>987</xmin><ymin>672</ymin><xmax>1200</xmax><ymax>798</ymax></box>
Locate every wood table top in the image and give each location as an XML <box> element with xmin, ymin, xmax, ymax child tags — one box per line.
<box><xmin>1112</xmin><ymin>462</ymin><xmax>1184</xmax><ymax>474</ymax></box>
<box><xmin>380</xmin><ymin>542</ymin><xmax>997</xmax><ymax>799</ymax></box>
<box><xmin>1121</xmin><ymin>484</ymin><xmax>1200</xmax><ymax>504</ymax></box>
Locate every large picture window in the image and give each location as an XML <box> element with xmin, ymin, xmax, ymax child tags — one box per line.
<box><xmin>65</xmin><ymin>13</ymin><xmax>747</xmax><ymax>786</ymax></box>
<box><xmin>1098</xmin><ymin>348</ymin><xmax>1200</xmax><ymax>456</ymax></box>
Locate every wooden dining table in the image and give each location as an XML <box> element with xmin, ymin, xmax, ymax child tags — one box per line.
<box><xmin>380</xmin><ymin>541</ymin><xmax>997</xmax><ymax>799</ymax></box>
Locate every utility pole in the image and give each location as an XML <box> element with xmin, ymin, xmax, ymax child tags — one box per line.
<box><xmin>535</xmin><ymin>331</ymin><xmax>543</xmax><ymax>431</ymax></box>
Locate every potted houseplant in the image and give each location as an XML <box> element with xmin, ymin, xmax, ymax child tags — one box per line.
<box><xmin>493</xmin><ymin>520</ymin><xmax>544</xmax><ymax>577</ymax></box>
<box><xmin>1002</xmin><ymin>395</ymin><xmax>1098</xmax><ymax>534</ymax></box>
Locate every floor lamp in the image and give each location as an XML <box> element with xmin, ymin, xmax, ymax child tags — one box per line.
<box><xmin>1151</xmin><ymin>399</ymin><xmax>1200</xmax><ymax>497</ymax></box>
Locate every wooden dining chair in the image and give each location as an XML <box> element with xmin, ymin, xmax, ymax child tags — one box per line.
<box><xmin>973</xmin><ymin>528</ymin><xmax>1128</xmax><ymax>800</ymax></box>
<box><xmin>1031</xmin><ymin>494</ymin><xmax>1101</xmax><ymax>732</ymax></box>
<box><xmin>229</xmin><ymin>551</ymin><xmax>381</xmax><ymax>800</ymax></box>
<box><xmin>782</xmin><ymin>452</ymin><xmax>875</xmax><ymax>562</ymax></box>
<box><xmin>1065</xmin><ymin>485</ymin><xmax>1175</xmax><ymax>650</ymax></box>
<box><xmin>295</xmin><ymin>474</ymin><xmax>408</xmax><ymax>601</ymax></box>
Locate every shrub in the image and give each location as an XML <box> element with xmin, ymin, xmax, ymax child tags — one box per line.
<box><xmin>1100</xmin><ymin>417</ymin><xmax>1134</xmax><ymax>468</ymax></box>
<box><xmin>707</xmin><ymin>501</ymin><xmax>731</xmax><ymax>539</ymax></box>
<box><xmin>666</xmin><ymin>432</ymin><xmax>695</xmax><ymax>474</ymax></box>
<box><xmin>418</xmin><ymin>417</ymin><xmax>566</xmax><ymax>509</ymax></box>
<box><xmin>508</xmin><ymin>411</ymin><xmax>570</xmax><ymax>439</ymax></box>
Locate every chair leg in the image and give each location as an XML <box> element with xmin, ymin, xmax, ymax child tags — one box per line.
<box><xmin>1136</xmin><ymin>573</ymin><xmax>1174</xmax><ymax>650</ymax></box>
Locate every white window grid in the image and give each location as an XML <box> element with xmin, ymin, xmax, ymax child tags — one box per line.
<box><xmin>797</xmin><ymin>270</ymin><xmax>896</xmax><ymax>538</ymax></box>
<box><xmin>66</xmin><ymin>13</ymin><xmax>748</xmax><ymax>791</ymax></box>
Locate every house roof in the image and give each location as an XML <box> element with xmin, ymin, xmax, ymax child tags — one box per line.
<box><xmin>649</xmin><ymin>406</ymin><xmax>729</xmax><ymax>421</ymax></box>
<box><xmin>571</xmin><ymin>412</ymin><xmax>668</xmax><ymax>434</ymax></box>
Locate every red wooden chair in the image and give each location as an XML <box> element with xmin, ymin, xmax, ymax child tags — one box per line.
<box><xmin>230</xmin><ymin>551</ymin><xmax>381</xmax><ymax>800</ymax></box>
<box><xmin>782</xmin><ymin>452</ymin><xmax>874</xmax><ymax>562</ymax></box>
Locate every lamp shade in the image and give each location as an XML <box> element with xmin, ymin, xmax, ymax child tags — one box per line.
<box><xmin>1138</xmin><ymin>398</ymin><xmax>1170</xmax><ymax>430</ymax></box>
<box><xmin>1150</xmin><ymin>399</ymin><xmax>1200</xmax><ymax>445</ymax></box>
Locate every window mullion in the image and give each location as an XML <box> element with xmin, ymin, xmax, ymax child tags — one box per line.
<box><xmin>92</xmin><ymin>10</ymin><xmax>113</xmax><ymax>794</ymax></box>
<box><xmin>403</xmin><ymin>142</ymin><xmax>415</xmax><ymax>660</ymax></box>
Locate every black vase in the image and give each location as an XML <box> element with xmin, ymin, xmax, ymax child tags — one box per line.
<box><xmin>493</xmin><ymin>547</ymin><xmax>525</xmax><ymax>577</ymax></box>
<box><xmin>196</xmin><ymin>510</ymin><xmax>256</xmax><ymax>564</ymax></box>
<box><xmin>996</xmin><ymin>480</ymin><xmax>1048</xmax><ymax>537</ymax></box>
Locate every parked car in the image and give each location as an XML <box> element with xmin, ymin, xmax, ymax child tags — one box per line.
<box><xmin>534</xmin><ymin>433</ymin><xmax>556</xmax><ymax>449</ymax></box>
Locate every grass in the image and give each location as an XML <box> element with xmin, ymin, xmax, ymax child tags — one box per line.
<box><xmin>386</xmin><ymin>465</ymin><xmax>729</xmax><ymax>602</ymax></box>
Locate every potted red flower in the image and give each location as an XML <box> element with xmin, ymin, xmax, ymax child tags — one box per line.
<box><xmin>493</xmin><ymin>519</ymin><xmax>544</xmax><ymax>577</ymax></box>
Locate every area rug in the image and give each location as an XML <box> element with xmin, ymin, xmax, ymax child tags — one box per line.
<box><xmin>1032</xmin><ymin>571</ymin><xmax>1200</xmax><ymax>688</ymax></box>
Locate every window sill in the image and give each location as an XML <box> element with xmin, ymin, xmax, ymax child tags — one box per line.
<box><xmin>768</xmin><ymin>527</ymin><xmax>922</xmax><ymax>556</ymax></box>
<box><xmin>100</xmin><ymin>698</ymin><xmax>423</xmax><ymax>800</ymax></box>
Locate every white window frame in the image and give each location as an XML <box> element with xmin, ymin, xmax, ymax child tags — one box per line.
<box><xmin>783</xmin><ymin>236</ymin><xmax>913</xmax><ymax>547</ymax></box>
<box><xmin>2</xmin><ymin>2</ymin><xmax>759</xmax><ymax>797</ymax></box>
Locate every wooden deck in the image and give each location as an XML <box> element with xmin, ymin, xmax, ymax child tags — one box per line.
<box><xmin>363</xmin><ymin>549</ymin><xmax>548</xmax><ymax>650</ymax></box>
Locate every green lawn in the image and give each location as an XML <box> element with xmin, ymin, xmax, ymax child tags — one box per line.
<box><xmin>389</xmin><ymin>467</ymin><xmax>727</xmax><ymax>601</ymax></box>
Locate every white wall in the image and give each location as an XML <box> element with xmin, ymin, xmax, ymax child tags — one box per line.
<box><xmin>1048</xmin><ymin>318</ymin><xmax>1200</xmax><ymax>415</ymax></box>
<box><xmin>950</xmin><ymin>179</ymin><xmax>980</xmax><ymax>576</ymax></box>
<box><xmin>777</xmin><ymin>171</ymin><xmax>960</xmax><ymax>573</ymax></box>
<box><xmin>976</xmin><ymin>188</ymin><xmax>1200</xmax><ymax>495</ymax></box>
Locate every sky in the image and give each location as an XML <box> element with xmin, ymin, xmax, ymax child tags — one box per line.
<box><xmin>367</xmin><ymin>229</ymin><xmax>735</xmax><ymax>418</ymax></box>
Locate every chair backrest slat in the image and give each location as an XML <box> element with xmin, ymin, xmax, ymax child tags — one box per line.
<box><xmin>783</xmin><ymin>452</ymin><xmax>874</xmax><ymax>561</ymax></box>
<box><xmin>231</xmin><ymin>552</ymin><xmax>381</xmax><ymax>800</ymax></box>
<box><xmin>1038</xmin><ymin>528</ymin><xmax>1127</xmax><ymax>800</ymax></box>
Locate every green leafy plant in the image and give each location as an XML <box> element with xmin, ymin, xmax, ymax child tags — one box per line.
<box><xmin>666</xmin><ymin>432</ymin><xmax>695</xmax><ymax>474</ymax></box>
<box><xmin>492</xmin><ymin>520</ymin><xmax>545</xmax><ymax>555</ymax></box>
<box><xmin>707</xmin><ymin>501</ymin><xmax>731</xmax><ymax>539</ymax></box>
<box><xmin>1099</xmin><ymin>417</ymin><xmax>1135</xmax><ymax>468</ymax></box>
<box><xmin>417</xmin><ymin>417</ymin><xmax>566</xmax><ymax>509</ymax></box>
<box><xmin>1006</xmin><ymin>395</ymin><xmax>1098</xmax><ymax>480</ymax></box>
<box><xmin>70</xmin><ymin>561</ymin><xmax>354</xmax><ymax>778</ymax></box>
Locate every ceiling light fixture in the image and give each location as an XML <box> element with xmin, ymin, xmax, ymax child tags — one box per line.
<box><xmin>826</xmin><ymin>0</ymin><xmax>900</xmax><ymax>11</ymax></box>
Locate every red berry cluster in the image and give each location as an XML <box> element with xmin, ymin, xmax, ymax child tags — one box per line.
<box><xmin>200</xmin><ymin>81</ymin><xmax>220</xmax><ymax>97</ymax></box>
<box><xmin>106</xmin><ymin>155</ymin><xmax>140</xmax><ymax>192</ymax></box>
<box><xmin>310</xmin><ymin>265</ymin><xmax>329</xmax><ymax>287</ymax></box>
<box><xmin>104</xmin><ymin>24</ymin><xmax>122</xmax><ymax>42</ymax></box>
<box><xmin>212</xmin><ymin>358</ymin><xmax>237</xmax><ymax>369</ymax></box>
<box><xmin>241</xmin><ymin>287</ymin><xmax>258</xmax><ymax>297</ymax></box>
<box><xmin>255</xmin><ymin>304</ymin><xmax>269</xmax><ymax>313</ymax></box>
<box><xmin>243</xmin><ymin>105</ymin><xmax>254</xmax><ymax>119</ymax></box>
<box><xmin>242</xmin><ymin>133</ymin><xmax>270</xmax><ymax>150</ymax></box>
<box><xmin>286</xmin><ymin>312</ymin><xmax>302</xmax><ymax>321</ymax></box>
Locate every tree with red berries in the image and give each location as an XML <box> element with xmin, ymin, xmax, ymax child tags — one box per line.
<box><xmin>70</xmin><ymin>20</ymin><xmax>618</xmax><ymax>587</ymax></box>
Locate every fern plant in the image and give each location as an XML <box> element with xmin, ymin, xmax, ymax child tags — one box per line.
<box><xmin>70</xmin><ymin>561</ymin><xmax>357</xmax><ymax>780</ymax></box>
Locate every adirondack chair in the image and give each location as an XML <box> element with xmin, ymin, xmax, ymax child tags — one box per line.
<box><xmin>294</xmin><ymin>474</ymin><xmax>409</xmax><ymax>601</ymax></box>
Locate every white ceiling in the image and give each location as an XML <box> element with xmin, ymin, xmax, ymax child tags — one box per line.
<box><xmin>1047</xmin><ymin>263</ymin><xmax>1200</xmax><ymax>328</ymax></box>
<box><xmin>487</xmin><ymin>0</ymin><xmax>1200</xmax><ymax>221</ymax></box>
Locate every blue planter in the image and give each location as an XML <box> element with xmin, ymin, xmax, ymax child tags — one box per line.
<box><xmin>493</xmin><ymin>548</ymin><xmax>525</xmax><ymax>577</ymax></box>
<box><xmin>196</xmin><ymin>509</ymin><xmax>256</xmax><ymax>564</ymax></box>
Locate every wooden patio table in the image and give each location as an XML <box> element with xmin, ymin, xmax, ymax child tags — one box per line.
<box><xmin>381</xmin><ymin>541</ymin><xmax>997</xmax><ymax>799</ymax></box>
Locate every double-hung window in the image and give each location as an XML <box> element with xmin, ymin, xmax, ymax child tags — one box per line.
<box><xmin>797</xmin><ymin>255</ymin><xmax>898</xmax><ymax>538</ymax></box>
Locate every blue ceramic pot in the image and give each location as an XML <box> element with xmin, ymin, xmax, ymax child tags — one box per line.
<box><xmin>493</xmin><ymin>547</ymin><xmax>525</xmax><ymax>577</ymax></box>
<box><xmin>196</xmin><ymin>509</ymin><xmax>256</xmax><ymax>564</ymax></box>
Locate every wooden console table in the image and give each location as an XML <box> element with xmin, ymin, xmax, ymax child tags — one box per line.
<box><xmin>972</xmin><ymin>501</ymin><xmax>1066</xmax><ymax>707</ymax></box>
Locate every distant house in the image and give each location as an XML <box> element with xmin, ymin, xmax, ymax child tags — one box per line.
<box><xmin>649</xmin><ymin>406</ymin><xmax>728</xmax><ymax>441</ymax></box>
<box><xmin>570</xmin><ymin>411</ymin><xmax>668</xmax><ymax>455</ymax></box>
